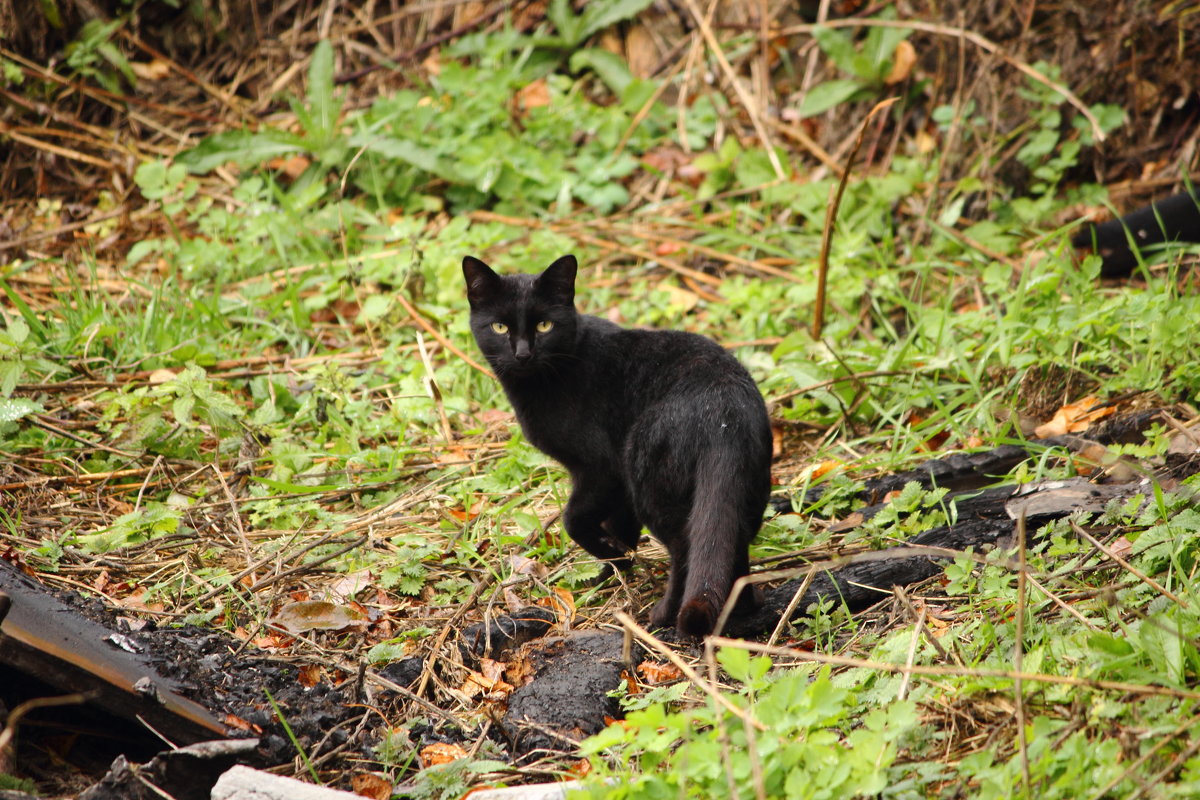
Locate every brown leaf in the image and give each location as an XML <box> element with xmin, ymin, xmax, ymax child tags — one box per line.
<box><xmin>624</xmin><ymin>24</ymin><xmax>659</xmax><ymax>79</ymax></box>
<box><xmin>129</xmin><ymin>59</ymin><xmax>171</xmax><ymax>81</ymax></box>
<box><xmin>1033</xmin><ymin>395</ymin><xmax>1115</xmax><ymax>438</ymax></box>
<box><xmin>884</xmin><ymin>40</ymin><xmax>917</xmax><ymax>85</ymax></box>
<box><xmin>509</xmin><ymin>553</ymin><xmax>549</xmax><ymax>578</ymax></box>
<box><xmin>828</xmin><ymin>510</ymin><xmax>864</xmax><ymax>533</ymax></box>
<box><xmin>351</xmin><ymin>772</ymin><xmax>393</xmax><ymax>800</ymax></box>
<box><xmin>266</xmin><ymin>154</ymin><xmax>311</xmax><ymax>181</ymax></box>
<box><xmin>298</xmin><ymin>664</ymin><xmax>323</xmax><ymax>688</ymax></box>
<box><xmin>637</xmin><ymin>660</ymin><xmax>683</xmax><ymax>684</ymax></box>
<box><xmin>269</xmin><ymin>600</ymin><xmax>366</xmax><ymax>634</ymax></box>
<box><xmin>420</xmin><ymin>742</ymin><xmax>468</xmax><ymax>767</ymax></box>
<box><xmin>458</xmin><ymin>665</ymin><xmax>515</xmax><ymax>699</ymax></box>
<box><xmin>516</xmin><ymin>79</ymin><xmax>551</xmax><ymax>112</ymax></box>
<box><xmin>223</xmin><ymin>713</ymin><xmax>261</xmax><ymax>733</ymax></box>
<box><xmin>537</xmin><ymin>587</ymin><xmax>576</xmax><ymax>623</ymax></box>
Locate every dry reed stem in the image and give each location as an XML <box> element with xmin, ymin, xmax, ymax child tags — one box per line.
<box><xmin>1070</xmin><ymin>520</ymin><xmax>1188</xmax><ymax>609</ymax></box>
<box><xmin>680</xmin><ymin>0</ymin><xmax>786</xmax><ymax>181</ymax></box>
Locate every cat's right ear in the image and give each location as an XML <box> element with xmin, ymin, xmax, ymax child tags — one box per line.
<box><xmin>535</xmin><ymin>255</ymin><xmax>578</xmax><ymax>306</ymax></box>
<box><xmin>463</xmin><ymin>256</ymin><xmax>501</xmax><ymax>307</ymax></box>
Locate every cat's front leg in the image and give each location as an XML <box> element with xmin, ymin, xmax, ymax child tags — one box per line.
<box><xmin>562</xmin><ymin>475</ymin><xmax>636</xmax><ymax>572</ymax></box>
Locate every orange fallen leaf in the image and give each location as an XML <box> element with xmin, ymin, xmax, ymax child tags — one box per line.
<box><xmin>655</xmin><ymin>240</ymin><xmax>684</xmax><ymax>256</ymax></box>
<box><xmin>637</xmin><ymin>660</ymin><xmax>683</xmax><ymax>684</ymax></box>
<box><xmin>266</xmin><ymin>154</ymin><xmax>311</xmax><ymax>181</ymax></box>
<box><xmin>459</xmin><ymin>663</ymin><xmax>515</xmax><ymax>699</ymax></box>
<box><xmin>516</xmin><ymin>79</ymin><xmax>550</xmax><ymax>111</ymax></box>
<box><xmin>537</xmin><ymin>587</ymin><xmax>576</xmax><ymax>622</ymax></box>
<box><xmin>420</xmin><ymin>742</ymin><xmax>468</xmax><ymax>767</ymax></box>
<box><xmin>885</xmin><ymin>40</ymin><xmax>917</xmax><ymax>84</ymax></box>
<box><xmin>1033</xmin><ymin>395</ymin><xmax>1115</xmax><ymax>438</ymax></box>
<box><xmin>223</xmin><ymin>713</ymin><xmax>260</xmax><ymax>733</ymax></box>
<box><xmin>351</xmin><ymin>772</ymin><xmax>393</xmax><ymax>800</ymax></box>
<box><xmin>130</xmin><ymin>59</ymin><xmax>171</xmax><ymax>81</ymax></box>
<box><xmin>298</xmin><ymin>664</ymin><xmax>323</xmax><ymax>688</ymax></box>
<box><xmin>809</xmin><ymin>459</ymin><xmax>842</xmax><ymax>480</ymax></box>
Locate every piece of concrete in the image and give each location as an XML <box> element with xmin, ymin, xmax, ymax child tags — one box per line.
<box><xmin>211</xmin><ymin>765</ymin><xmax>361</xmax><ymax>800</ymax></box>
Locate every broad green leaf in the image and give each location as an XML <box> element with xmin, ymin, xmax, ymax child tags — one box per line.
<box><xmin>547</xmin><ymin>0</ymin><xmax>582</xmax><ymax>45</ymax></box>
<box><xmin>308</xmin><ymin>39</ymin><xmax>340</xmax><ymax>141</ymax></box>
<box><xmin>0</xmin><ymin>396</ymin><xmax>41</xmax><ymax>423</ymax></box>
<box><xmin>577</xmin><ymin>0</ymin><xmax>657</xmax><ymax>41</ymax></box>
<box><xmin>177</xmin><ymin>129</ymin><xmax>308</xmax><ymax>173</ymax></box>
<box><xmin>798</xmin><ymin>79</ymin><xmax>865</xmax><ymax>118</ymax></box>
<box><xmin>348</xmin><ymin>133</ymin><xmax>461</xmax><ymax>184</ymax></box>
<box><xmin>569</xmin><ymin>48</ymin><xmax>634</xmax><ymax>96</ymax></box>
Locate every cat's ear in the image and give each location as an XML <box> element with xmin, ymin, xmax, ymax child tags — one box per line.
<box><xmin>463</xmin><ymin>256</ymin><xmax>501</xmax><ymax>307</ymax></box>
<box><xmin>535</xmin><ymin>255</ymin><xmax>577</xmax><ymax>305</ymax></box>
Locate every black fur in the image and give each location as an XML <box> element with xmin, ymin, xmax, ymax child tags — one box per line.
<box><xmin>463</xmin><ymin>254</ymin><xmax>772</xmax><ymax>636</ymax></box>
<box><xmin>1072</xmin><ymin>188</ymin><xmax>1200</xmax><ymax>277</ymax></box>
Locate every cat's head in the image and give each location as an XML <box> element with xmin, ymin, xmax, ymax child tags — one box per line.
<box><xmin>462</xmin><ymin>255</ymin><xmax>580</xmax><ymax>378</ymax></box>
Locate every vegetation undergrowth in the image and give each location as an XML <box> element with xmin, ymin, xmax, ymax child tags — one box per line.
<box><xmin>3</xmin><ymin>4</ymin><xmax>1200</xmax><ymax>798</ymax></box>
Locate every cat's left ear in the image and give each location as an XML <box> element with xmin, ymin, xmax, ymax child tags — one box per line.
<box><xmin>535</xmin><ymin>255</ymin><xmax>577</xmax><ymax>305</ymax></box>
<box><xmin>463</xmin><ymin>256</ymin><xmax>501</xmax><ymax>307</ymax></box>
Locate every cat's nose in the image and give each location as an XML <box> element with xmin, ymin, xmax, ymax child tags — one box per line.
<box><xmin>514</xmin><ymin>339</ymin><xmax>532</xmax><ymax>362</ymax></box>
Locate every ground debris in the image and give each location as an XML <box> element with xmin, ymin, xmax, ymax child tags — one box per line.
<box><xmin>501</xmin><ymin>631</ymin><xmax>640</xmax><ymax>758</ymax></box>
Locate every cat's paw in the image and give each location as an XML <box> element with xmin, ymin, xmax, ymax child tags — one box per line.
<box><xmin>649</xmin><ymin>597</ymin><xmax>677</xmax><ymax>630</ymax></box>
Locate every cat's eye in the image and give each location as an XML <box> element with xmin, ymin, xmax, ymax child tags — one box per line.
<box><xmin>536</xmin><ymin>320</ymin><xmax>554</xmax><ymax>333</ymax></box>
<box><xmin>490</xmin><ymin>322</ymin><xmax>509</xmax><ymax>334</ymax></box>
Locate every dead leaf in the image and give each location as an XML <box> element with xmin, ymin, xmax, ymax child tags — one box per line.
<box><xmin>655</xmin><ymin>240</ymin><xmax>684</xmax><ymax>256</ymax></box>
<box><xmin>624</xmin><ymin>24</ymin><xmax>659</xmax><ymax>79</ymax></box>
<box><xmin>129</xmin><ymin>59</ymin><xmax>171</xmax><ymax>81</ymax></box>
<box><xmin>222</xmin><ymin>713</ymin><xmax>261</xmax><ymax>733</ymax></box>
<box><xmin>503</xmin><ymin>586</ymin><xmax>525</xmax><ymax>613</ymax></box>
<box><xmin>148</xmin><ymin>368</ymin><xmax>177</xmax><ymax>384</ymax></box>
<box><xmin>1033</xmin><ymin>395</ymin><xmax>1116</xmax><ymax>438</ymax></box>
<box><xmin>434</xmin><ymin>446</ymin><xmax>470</xmax><ymax>466</ymax></box>
<box><xmin>598</xmin><ymin>29</ymin><xmax>624</xmax><ymax>56</ymax></box>
<box><xmin>828</xmin><ymin>511</ymin><xmax>864</xmax><ymax>533</ymax></box>
<box><xmin>351</xmin><ymin>772</ymin><xmax>393</xmax><ymax>800</ymax></box>
<box><xmin>770</xmin><ymin>423</ymin><xmax>784</xmax><ymax>459</ymax></box>
<box><xmin>537</xmin><ymin>587</ymin><xmax>576</xmax><ymax>623</ymax></box>
<box><xmin>913</xmin><ymin>128</ymin><xmax>937</xmax><ymax>155</ymax></box>
<box><xmin>505</xmin><ymin>652</ymin><xmax>537</xmax><ymax>687</ymax></box>
<box><xmin>1109</xmin><ymin>535</ymin><xmax>1133</xmax><ymax>560</ymax></box>
<box><xmin>458</xmin><ymin>665</ymin><xmax>515</xmax><ymax>699</ymax></box>
<box><xmin>266</xmin><ymin>154</ymin><xmax>311</xmax><ymax>180</ymax></box>
<box><xmin>298</xmin><ymin>664</ymin><xmax>323</xmax><ymax>688</ymax></box>
<box><xmin>642</xmin><ymin>147</ymin><xmax>688</xmax><ymax>173</ymax></box>
<box><xmin>270</xmin><ymin>600</ymin><xmax>366</xmax><ymax>634</ymax></box>
<box><xmin>884</xmin><ymin>40</ymin><xmax>917</xmax><ymax>84</ymax></box>
<box><xmin>658</xmin><ymin>281</ymin><xmax>699</xmax><ymax>312</ymax></box>
<box><xmin>637</xmin><ymin>660</ymin><xmax>683</xmax><ymax>684</ymax></box>
<box><xmin>420</xmin><ymin>742</ymin><xmax>468</xmax><ymax>767</ymax></box>
<box><xmin>516</xmin><ymin>79</ymin><xmax>551</xmax><ymax>112</ymax></box>
<box><xmin>421</xmin><ymin>49</ymin><xmax>441</xmax><ymax>77</ymax></box>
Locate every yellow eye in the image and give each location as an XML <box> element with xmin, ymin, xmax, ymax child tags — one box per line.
<box><xmin>536</xmin><ymin>320</ymin><xmax>554</xmax><ymax>333</ymax></box>
<box><xmin>491</xmin><ymin>322</ymin><xmax>508</xmax><ymax>334</ymax></box>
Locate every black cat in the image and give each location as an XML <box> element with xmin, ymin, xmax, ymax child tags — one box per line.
<box><xmin>462</xmin><ymin>254</ymin><xmax>772</xmax><ymax>636</ymax></box>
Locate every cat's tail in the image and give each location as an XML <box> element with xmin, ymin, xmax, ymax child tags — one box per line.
<box><xmin>676</xmin><ymin>446</ymin><xmax>762</xmax><ymax>637</ymax></box>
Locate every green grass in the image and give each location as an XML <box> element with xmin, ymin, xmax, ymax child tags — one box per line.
<box><xmin>4</xmin><ymin>10</ymin><xmax>1200</xmax><ymax>797</ymax></box>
